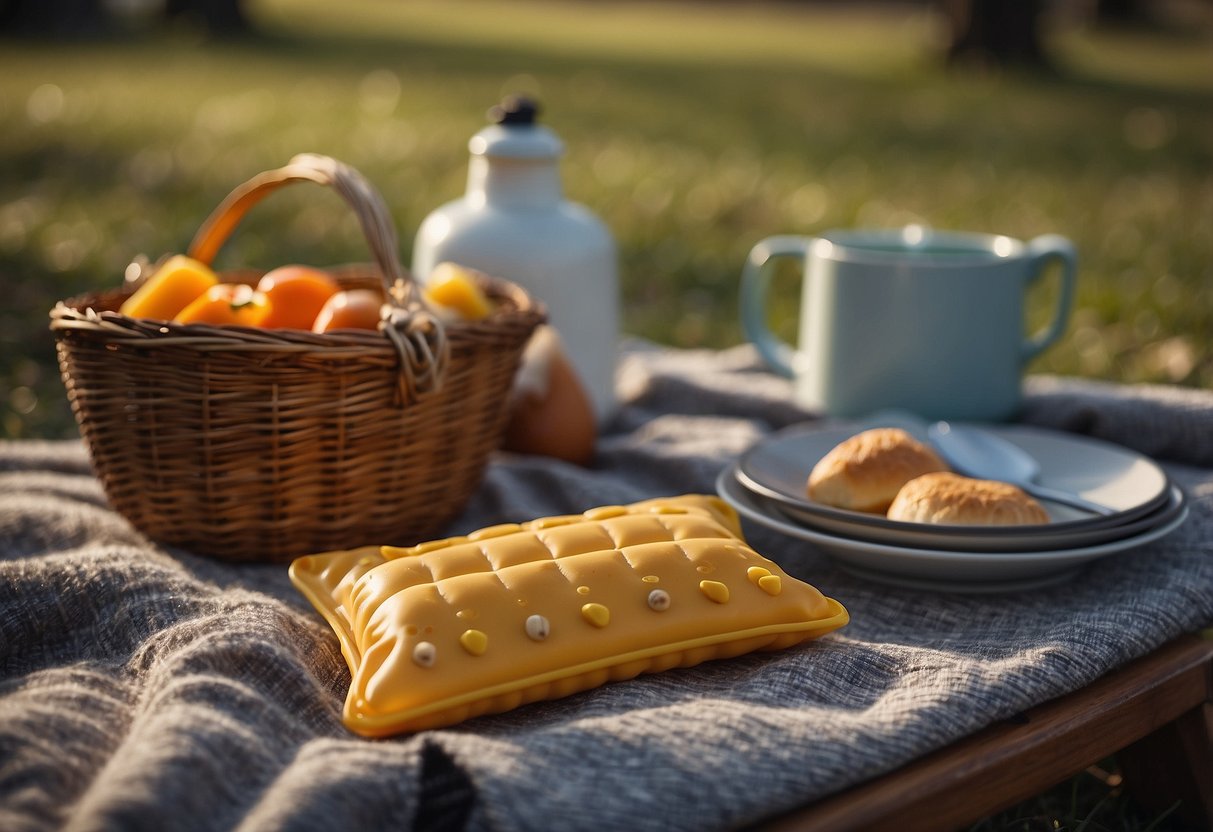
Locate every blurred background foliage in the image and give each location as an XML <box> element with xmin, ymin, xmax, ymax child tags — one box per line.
<box><xmin>1</xmin><ymin>0</ymin><xmax>1211</xmax><ymax>442</ymax></box>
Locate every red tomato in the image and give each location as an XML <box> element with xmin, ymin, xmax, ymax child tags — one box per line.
<box><xmin>256</xmin><ymin>266</ymin><xmax>340</xmax><ymax>330</ymax></box>
<box><xmin>312</xmin><ymin>289</ymin><xmax>386</xmax><ymax>333</ymax></box>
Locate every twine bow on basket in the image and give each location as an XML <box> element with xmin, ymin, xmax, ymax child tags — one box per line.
<box><xmin>381</xmin><ymin>294</ymin><xmax>449</xmax><ymax>405</ymax></box>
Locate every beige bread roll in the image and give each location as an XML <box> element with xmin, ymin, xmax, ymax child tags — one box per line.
<box><xmin>887</xmin><ymin>472</ymin><xmax>1051</xmax><ymax>525</ymax></box>
<box><xmin>807</xmin><ymin>427</ymin><xmax>949</xmax><ymax>514</ymax></box>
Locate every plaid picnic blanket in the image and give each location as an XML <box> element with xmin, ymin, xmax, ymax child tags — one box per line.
<box><xmin>3</xmin><ymin>342</ymin><xmax>1211</xmax><ymax>831</ymax></box>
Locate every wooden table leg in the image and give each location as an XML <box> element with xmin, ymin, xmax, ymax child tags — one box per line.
<box><xmin>1118</xmin><ymin>700</ymin><xmax>1213</xmax><ymax>830</ymax></box>
<box><xmin>758</xmin><ymin>634</ymin><xmax>1213</xmax><ymax>832</ymax></box>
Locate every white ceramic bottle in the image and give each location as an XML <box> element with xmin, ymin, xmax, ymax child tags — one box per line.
<box><xmin>412</xmin><ymin>96</ymin><xmax>619</xmax><ymax>423</ymax></box>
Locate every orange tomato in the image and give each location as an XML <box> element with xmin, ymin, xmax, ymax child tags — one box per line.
<box><xmin>173</xmin><ymin>283</ymin><xmax>269</xmax><ymax>327</ymax></box>
<box><xmin>311</xmin><ymin>289</ymin><xmax>385</xmax><ymax>333</ymax></box>
<box><xmin>256</xmin><ymin>265</ymin><xmax>340</xmax><ymax>330</ymax></box>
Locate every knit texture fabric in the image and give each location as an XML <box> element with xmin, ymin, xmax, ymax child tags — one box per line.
<box><xmin>2</xmin><ymin>342</ymin><xmax>1211</xmax><ymax>831</ymax></box>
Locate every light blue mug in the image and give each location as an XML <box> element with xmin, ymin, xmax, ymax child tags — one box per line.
<box><xmin>740</xmin><ymin>226</ymin><xmax>1077</xmax><ymax>421</ymax></box>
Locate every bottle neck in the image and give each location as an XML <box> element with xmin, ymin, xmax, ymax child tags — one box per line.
<box><xmin>466</xmin><ymin>156</ymin><xmax>562</xmax><ymax>209</ymax></box>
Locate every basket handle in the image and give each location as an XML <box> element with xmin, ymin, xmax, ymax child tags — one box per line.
<box><xmin>187</xmin><ymin>153</ymin><xmax>448</xmax><ymax>402</ymax></box>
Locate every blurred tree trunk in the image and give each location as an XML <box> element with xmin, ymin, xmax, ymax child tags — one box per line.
<box><xmin>0</xmin><ymin>0</ymin><xmax>106</xmax><ymax>35</ymax></box>
<box><xmin>164</xmin><ymin>0</ymin><xmax>248</xmax><ymax>34</ymax></box>
<box><xmin>1096</xmin><ymin>0</ymin><xmax>1146</xmax><ymax>23</ymax></box>
<box><xmin>942</xmin><ymin>0</ymin><xmax>1050</xmax><ymax>68</ymax></box>
<box><xmin>1</xmin><ymin>0</ymin><xmax>249</xmax><ymax>36</ymax></box>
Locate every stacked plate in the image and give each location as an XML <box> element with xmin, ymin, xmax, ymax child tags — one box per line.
<box><xmin>717</xmin><ymin>423</ymin><xmax>1188</xmax><ymax>593</ymax></box>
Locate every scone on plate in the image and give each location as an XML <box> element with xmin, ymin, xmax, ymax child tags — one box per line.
<box><xmin>807</xmin><ymin>427</ymin><xmax>949</xmax><ymax>514</ymax></box>
<box><xmin>887</xmin><ymin>471</ymin><xmax>1050</xmax><ymax>526</ymax></box>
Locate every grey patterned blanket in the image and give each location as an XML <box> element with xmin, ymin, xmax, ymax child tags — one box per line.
<box><xmin>3</xmin><ymin>342</ymin><xmax>1211</xmax><ymax>831</ymax></box>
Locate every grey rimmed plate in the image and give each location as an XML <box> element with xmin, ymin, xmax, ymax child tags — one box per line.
<box><xmin>717</xmin><ymin>464</ymin><xmax>1189</xmax><ymax>594</ymax></box>
<box><xmin>736</xmin><ymin>423</ymin><xmax>1171</xmax><ymax>552</ymax></box>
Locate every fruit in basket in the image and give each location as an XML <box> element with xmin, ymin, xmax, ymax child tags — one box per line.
<box><xmin>311</xmin><ymin>289</ymin><xmax>385</xmax><ymax>333</ymax></box>
<box><xmin>256</xmin><ymin>266</ymin><xmax>341</xmax><ymax>330</ymax></box>
<box><xmin>502</xmin><ymin>325</ymin><xmax>597</xmax><ymax>466</ymax></box>
<box><xmin>422</xmin><ymin>262</ymin><xmax>495</xmax><ymax>320</ymax></box>
<box><xmin>173</xmin><ymin>284</ymin><xmax>269</xmax><ymax>327</ymax></box>
<box><xmin>119</xmin><ymin>255</ymin><xmax>219</xmax><ymax>321</ymax></box>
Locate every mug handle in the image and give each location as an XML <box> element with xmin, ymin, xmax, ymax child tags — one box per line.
<box><xmin>1022</xmin><ymin>234</ymin><xmax>1078</xmax><ymax>363</ymax></box>
<box><xmin>740</xmin><ymin>235</ymin><xmax>811</xmax><ymax>378</ymax></box>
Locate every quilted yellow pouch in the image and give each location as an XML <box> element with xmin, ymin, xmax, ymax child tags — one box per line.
<box><xmin>290</xmin><ymin>494</ymin><xmax>848</xmax><ymax>736</ymax></box>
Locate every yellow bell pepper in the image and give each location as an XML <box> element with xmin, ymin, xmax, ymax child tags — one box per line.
<box><xmin>422</xmin><ymin>262</ymin><xmax>494</xmax><ymax>321</ymax></box>
<box><xmin>120</xmin><ymin>255</ymin><xmax>219</xmax><ymax>321</ymax></box>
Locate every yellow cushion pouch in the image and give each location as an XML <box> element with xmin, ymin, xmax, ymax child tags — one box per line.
<box><xmin>289</xmin><ymin>494</ymin><xmax>848</xmax><ymax>736</ymax></box>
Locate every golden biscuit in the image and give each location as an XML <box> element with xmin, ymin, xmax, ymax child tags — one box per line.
<box><xmin>886</xmin><ymin>472</ymin><xmax>1050</xmax><ymax>525</ymax></box>
<box><xmin>808</xmin><ymin>428</ymin><xmax>949</xmax><ymax>514</ymax></box>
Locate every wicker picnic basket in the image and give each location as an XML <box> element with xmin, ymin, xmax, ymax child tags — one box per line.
<box><xmin>50</xmin><ymin>154</ymin><xmax>545</xmax><ymax>562</ymax></box>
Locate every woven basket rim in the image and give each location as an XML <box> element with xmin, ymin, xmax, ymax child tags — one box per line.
<box><xmin>50</xmin><ymin>267</ymin><xmax>546</xmax><ymax>355</ymax></box>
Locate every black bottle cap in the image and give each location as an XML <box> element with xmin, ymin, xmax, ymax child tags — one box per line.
<box><xmin>489</xmin><ymin>95</ymin><xmax>540</xmax><ymax>126</ymax></box>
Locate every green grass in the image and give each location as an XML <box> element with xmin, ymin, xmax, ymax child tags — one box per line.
<box><xmin>2</xmin><ymin>0</ymin><xmax>1212</xmax><ymax>440</ymax></box>
<box><xmin>1</xmin><ymin>3</ymin><xmax>1209</xmax><ymax>826</ymax></box>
